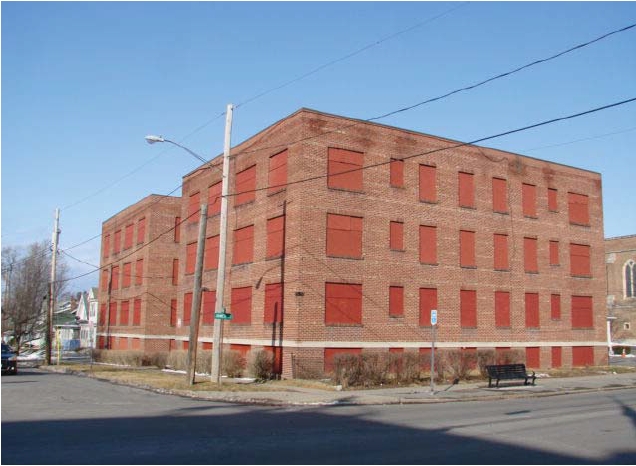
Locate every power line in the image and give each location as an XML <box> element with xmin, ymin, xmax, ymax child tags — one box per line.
<box><xmin>522</xmin><ymin>125</ymin><xmax>636</xmax><ymax>152</ymax></box>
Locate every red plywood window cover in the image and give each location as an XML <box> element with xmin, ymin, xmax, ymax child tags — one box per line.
<box><xmin>264</xmin><ymin>283</ymin><xmax>284</xmax><ymax>324</ymax></box>
<box><xmin>235</xmin><ymin>165</ymin><xmax>257</xmax><ymax>206</ymax></box>
<box><xmin>266</xmin><ymin>216</ymin><xmax>285</xmax><ymax>259</ymax></box>
<box><xmin>460</xmin><ymin>290</ymin><xmax>477</xmax><ymax>328</ymax></box>
<box><xmin>124</xmin><ymin>224</ymin><xmax>133</xmax><ymax>250</ymax></box>
<box><xmin>137</xmin><ymin>217</ymin><xmax>146</xmax><ymax>244</ymax></box>
<box><xmin>572</xmin><ymin>346</ymin><xmax>594</xmax><ymax>366</ymax></box>
<box><xmin>568</xmin><ymin>192</ymin><xmax>589</xmax><ymax>225</ymax></box>
<box><xmin>419</xmin><ymin>225</ymin><xmax>437</xmax><ymax>265</ymax></box>
<box><xmin>551</xmin><ymin>346</ymin><xmax>562</xmax><ymax>368</ymax></box>
<box><xmin>389</xmin><ymin>286</ymin><xmax>404</xmax><ymax>317</ymax></box>
<box><xmin>326</xmin><ymin>214</ymin><xmax>363</xmax><ymax>258</ymax></box>
<box><xmin>103</xmin><ymin>234</ymin><xmax>110</xmax><ymax>258</ymax></box>
<box><xmin>111</xmin><ymin>266</ymin><xmax>120</xmax><ymax>290</ymax></box>
<box><xmin>174</xmin><ymin>217</ymin><xmax>181</xmax><ymax>243</ymax></box>
<box><xmin>325</xmin><ymin>282</ymin><xmax>363</xmax><ymax>325</ymax></box>
<box><xmin>458</xmin><ymin>172</ymin><xmax>475</xmax><ymax>208</ymax></box>
<box><xmin>231</xmin><ymin>287</ymin><xmax>252</xmax><ymax>324</ymax></box>
<box><xmin>113</xmin><ymin>230</ymin><xmax>121</xmax><ymax>254</ymax></box>
<box><xmin>233</xmin><ymin>225</ymin><xmax>254</xmax><ymax>265</ymax></box>
<box><xmin>133</xmin><ymin>298</ymin><xmax>141</xmax><ymax>326</ymax></box>
<box><xmin>549</xmin><ymin>241</ymin><xmax>560</xmax><ymax>266</ymax></box>
<box><xmin>460</xmin><ymin>230</ymin><xmax>476</xmax><ymax>268</ymax></box>
<box><xmin>525</xmin><ymin>293</ymin><xmax>540</xmax><ymax>328</ymax></box>
<box><xmin>571</xmin><ymin>295</ymin><xmax>593</xmax><ymax>328</ymax></box>
<box><xmin>548</xmin><ymin>188</ymin><xmax>558</xmax><ymax>212</ymax></box>
<box><xmin>186</xmin><ymin>242</ymin><xmax>197</xmax><ymax>275</ymax></box>
<box><xmin>494</xmin><ymin>234</ymin><xmax>509</xmax><ymax>270</ymax></box>
<box><xmin>202</xmin><ymin>290</ymin><xmax>216</xmax><ymax>325</ymax></box>
<box><xmin>522</xmin><ymin>183</ymin><xmax>537</xmax><ymax>218</ymax></box>
<box><xmin>208</xmin><ymin>181</ymin><xmax>222</xmax><ymax>216</ymax></box>
<box><xmin>205</xmin><ymin>235</ymin><xmax>220</xmax><ymax>270</ymax></box>
<box><xmin>172</xmin><ymin>259</ymin><xmax>179</xmax><ymax>285</ymax></box>
<box><xmin>120</xmin><ymin>301</ymin><xmax>130</xmax><ymax>326</ymax></box>
<box><xmin>264</xmin><ymin>346</ymin><xmax>283</xmax><ymax>374</ymax></box>
<box><xmin>524</xmin><ymin>237</ymin><xmax>538</xmax><ymax>273</ymax></box>
<box><xmin>188</xmin><ymin>192</ymin><xmax>200</xmax><ymax>223</ymax></box>
<box><xmin>526</xmin><ymin>347</ymin><xmax>540</xmax><ymax>368</ymax></box>
<box><xmin>551</xmin><ymin>294</ymin><xmax>561</xmax><ymax>320</ymax></box>
<box><xmin>390</xmin><ymin>221</ymin><xmax>404</xmax><ymax>251</ymax></box>
<box><xmin>570</xmin><ymin>243</ymin><xmax>591</xmax><ymax>277</ymax></box>
<box><xmin>495</xmin><ymin>291</ymin><xmax>510</xmax><ymax>327</ymax></box>
<box><xmin>131</xmin><ymin>338</ymin><xmax>141</xmax><ymax>351</ymax></box>
<box><xmin>327</xmin><ymin>147</ymin><xmax>364</xmax><ymax>191</ymax></box>
<box><xmin>324</xmin><ymin>348</ymin><xmax>362</xmax><ymax>373</ymax></box>
<box><xmin>419</xmin><ymin>165</ymin><xmax>437</xmax><ymax>203</ymax></box>
<box><xmin>122</xmin><ymin>262</ymin><xmax>132</xmax><ymax>288</ymax></box>
<box><xmin>390</xmin><ymin>159</ymin><xmax>404</xmax><ymax>188</ymax></box>
<box><xmin>170</xmin><ymin>299</ymin><xmax>177</xmax><ymax>326</ymax></box>
<box><xmin>492</xmin><ymin>178</ymin><xmax>508</xmax><ymax>213</ymax></box>
<box><xmin>419</xmin><ymin>288</ymin><xmax>437</xmax><ymax>326</ymax></box>
<box><xmin>135</xmin><ymin>259</ymin><xmax>143</xmax><ymax>286</ymax></box>
<box><xmin>109</xmin><ymin>302</ymin><xmax>117</xmax><ymax>325</ymax></box>
<box><xmin>183</xmin><ymin>292</ymin><xmax>192</xmax><ymax>326</ymax></box>
<box><xmin>268</xmin><ymin>149</ymin><xmax>288</xmax><ymax>195</ymax></box>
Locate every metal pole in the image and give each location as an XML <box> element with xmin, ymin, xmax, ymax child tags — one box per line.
<box><xmin>211</xmin><ymin>103</ymin><xmax>234</xmax><ymax>383</ymax></box>
<box><xmin>46</xmin><ymin>208</ymin><xmax>60</xmax><ymax>365</ymax></box>
<box><xmin>430</xmin><ymin>324</ymin><xmax>436</xmax><ymax>393</ymax></box>
<box><xmin>186</xmin><ymin>203</ymin><xmax>208</xmax><ymax>385</ymax></box>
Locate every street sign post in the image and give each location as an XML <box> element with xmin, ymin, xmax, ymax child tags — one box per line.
<box><xmin>431</xmin><ymin>309</ymin><xmax>438</xmax><ymax>326</ymax></box>
<box><xmin>430</xmin><ymin>309</ymin><xmax>437</xmax><ymax>394</ymax></box>
<box><xmin>214</xmin><ymin>312</ymin><xmax>232</xmax><ymax>320</ymax></box>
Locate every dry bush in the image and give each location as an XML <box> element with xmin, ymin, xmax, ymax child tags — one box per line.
<box><xmin>222</xmin><ymin>350</ymin><xmax>245</xmax><ymax>378</ymax></box>
<box><xmin>143</xmin><ymin>352</ymin><xmax>168</xmax><ymax>369</ymax></box>
<box><xmin>166</xmin><ymin>350</ymin><xmax>188</xmax><ymax>371</ymax></box>
<box><xmin>360</xmin><ymin>353</ymin><xmax>392</xmax><ymax>387</ymax></box>
<box><xmin>477</xmin><ymin>349</ymin><xmax>496</xmax><ymax>377</ymax></box>
<box><xmin>438</xmin><ymin>350</ymin><xmax>476</xmax><ymax>381</ymax></box>
<box><xmin>249</xmin><ymin>350</ymin><xmax>274</xmax><ymax>380</ymax></box>
<box><xmin>94</xmin><ymin>350</ymin><xmax>145</xmax><ymax>367</ymax></box>
<box><xmin>398</xmin><ymin>352</ymin><xmax>424</xmax><ymax>384</ymax></box>
<box><xmin>332</xmin><ymin>354</ymin><xmax>363</xmax><ymax>388</ymax></box>
<box><xmin>497</xmin><ymin>349</ymin><xmax>525</xmax><ymax>365</ymax></box>
<box><xmin>195</xmin><ymin>350</ymin><xmax>212</xmax><ymax>375</ymax></box>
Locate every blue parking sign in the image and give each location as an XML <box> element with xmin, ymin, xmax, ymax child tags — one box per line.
<box><xmin>431</xmin><ymin>309</ymin><xmax>438</xmax><ymax>325</ymax></box>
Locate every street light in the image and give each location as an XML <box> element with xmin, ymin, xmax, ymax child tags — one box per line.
<box><xmin>145</xmin><ymin>135</ymin><xmax>209</xmax><ymax>164</ymax></box>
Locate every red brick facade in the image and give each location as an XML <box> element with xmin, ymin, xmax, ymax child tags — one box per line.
<box><xmin>98</xmin><ymin>109</ymin><xmax>607</xmax><ymax>377</ymax></box>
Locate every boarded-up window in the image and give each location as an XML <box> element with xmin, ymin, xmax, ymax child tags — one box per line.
<box><xmin>231</xmin><ymin>287</ymin><xmax>252</xmax><ymax>324</ymax></box>
<box><xmin>170</xmin><ymin>299</ymin><xmax>177</xmax><ymax>326</ymax></box>
<box><xmin>522</xmin><ymin>183</ymin><xmax>537</xmax><ymax>217</ymax></box>
<box><xmin>460</xmin><ymin>230</ymin><xmax>476</xmax><ymax>268</ymax></box>
<box><xmin>495</xmin><ymin>291</ymin><xmax>510</xmax><ymax>327</ymax></box>
<box><xmin>570</xmin><ymin>243</ymin><xmax>591</xmax><ymax>277</ymax></box>
<box><xmin>572</xmin><ymin>295</ymin><xmax>593</xmax><ymax>328</ymax></box>
<box><xmin>233</xmin><ymin>225</ymin><xmax>254</xmax><ymax>265</ymax></box>
<box><xmin>268</xmin><ymin>149</ymin><xmax>287</xmax><ymax>195</ymax></box>
<box><xmin>264</xmin><ymin>283</ymin><xmax>283</xmax><ymax>324</ymax></box>
<box><xmin>120</xmin><ymin>301</ymin><xmax>129</xmax><ymax>326</ymax></box>
<box><xmin>174</xmin><ymin>217</ymin><xmax>181</xmax><ymax>243</ymax></box>
<box><xmin>133</xmin><ymin>298</ymin><xmax>141</xmax><ymax>326</ymax></box>
<box><xmin>137</xmin><ymin>217</ymin><xmax>146</xmax><ymax>244</ymax></box>
<box><xmin>419</xmin><ymin>348</ymin><xmax>432</xmax><ymax>370</ymax></box>
<box><xmin>551</xmin><ymin>294</ymin><xmax>561</xmax><ymax>320</ymax></box>
<box><xmin>230</xmin><ymin>344</ymin><xmax>250</xmax><ymax>366</ymax></box>
<box><xmin>205</xmin><ymin>235</ymin><xmax>219</xmax><ymax>270</ymax></box>
<box><xmin>525</xmin><ymin>292</ymin><xmax>540</xmax><ymax>328</ymax></box>
<box><xmin>325</xmin><ymin>282</ymin><xmax>363</xmax><ymax>325</ymax></box>
<box><xmin>549</xmin><ymin>240</ymin><xmax>560</xmax><ymax>266</ymax></box>
<box><xmin>526</xmin><ymin>347</ymin><xmax>540</xmax><ymax>368</ymax></box>
<box><xmin>390</xmin><ymin>159</ymin><xmax>404</xmax><ymax>187</ymax></box>
<box><xmin>568</xmin><ymin>192</ymin><xmax>589</xmax><ymax>225</ymax></box>
<box><xmin>172</xmin><ymin>259</ymin><xmax>179</xmax><ymax>285</ymax></box>
<box><xmin>326</xmin><ymin>214</ymin><xmax>362</xmax><ymax>258</ymax></box>
<box><xmin>235</xmin><ymin>165</ymin><xmax>256</xmax><ymax>206</ymax></box>
<box><xmin>389</xmin><ymin>286</ymin><xmax>404</xmax><ymax>317</ymax></box>
<box><xmin>267</xmin><ymin>216</ymin><xmax>285</xmax><ymax>259</ymax></box>
<box><xmin>548</xmin><ymin>188</ymin><xmax>558</xmax><ymax>212</ymax></box>
<box><xmin>328</xmin><ymin>147</ymin><xmax>363</xmax><ymax>191</ymax></box>
<box><xmin>103</xmin><ymin>234</ymin><xmax>110</xmax><ymax>258</ymax></box>
<box><xmin>131</xmin><ymin>338</ymin><xmax>141</xmax><ymax>350</ymax></box>
<box><xmin>122</xmin><ymin>262</ymin><xmax>131</xmax><ymax>288</ymax></box>
<box><xmin>186</xmin><ymin>242</ymin><xmax>197</xmax><ymax>275</ymax></box>
<box><xmin>113</xmin><ymin>230</ymin><xmax>121</xmax><ymax>254</ymax></box>
<box><xmin>494</xmin><ymin>234</ymin><xmax>509</xmax><ymax>270</ymax></box>
<box><xmin>524</xmin><ymin>237</ymin><xmax>538</xmax><ymax>273</ymax></box>
<box><xmin>390</xmin><ymin>221</ymin><xmax>404</xmax><ymax>251</ymax></box>
<box><xmin>419</xmin><ymin>164</ymin><xmax>437</xmax><ymax>203</ymax></box>
<box><xmin>492</xmin><ymin>178</ymin><xmax>508</xmax><ymax>213</ymax></box>
<box><xmin>324</xmin><ymin>348</ymin><xmax>362</xmax><ymax>373</ymax></box>
<box><xmin>572</xmin><ymin>346</ymin><xmax>594</xmax><ymax>366</ymax></box>
<box><xmin>460</xmin><ymin>290</ymin><xmax>477</xmax><ymax>328</ymax></box>
<box><xmin>188</xmin><ymin>192</ymin><xmax>200</xmax><ymax>223</ymax></box>
<box><xmin>458</xmin><ymin>172</ymin><xmax>475</xmax><ymax>208</ymax></box>
<box><xmin>208</xmin><ymin>181</ymin><xmax>222</xmax><ymax>216</ymax></box>
<box><xmin>183</xmin><ymin>292</ymin><xmax>192</xmax><ymax>326</ymax></box>
<box><xmin>419</xmin><ymin>288</ymin><xmax>437</xmax><ymax>326</ymax></box>
<box><xmin>419</xmin><ymin>225</ymin><xmax>437</xmax><ymax>265</ymax></box>
<box><xmin>264</xmin><ymin>346</ymin><xmax>283</xmax><ymax>375</ymax></box>
<box><xmin>124</xmin><ymin>224</ymin><xmax>134</xmax><ymax>250</ymax></box>
<box><xmin>551</xmin><ymin>346</ymin><xmax>562</xmax><ymax>368</ymax></box>
<box><xmin>111</xmin><ymin>265</ymin><xmax>120</xmax><ymax>290</ymax></box>
<box><xmin>109</xmin><ymin>301</ymin><xmax>117</xmax><ymax>326</ymax></box>
<box><xmin>202</xmin><ymin>290</ymin><xmax>216</xmax><ymax>325</ymax></box>
<box><xmin>135</xmin><ymin>259</ymin><xmax>143</xmax><ymax>286</ymax></box>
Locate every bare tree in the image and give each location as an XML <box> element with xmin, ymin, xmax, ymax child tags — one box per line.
<box><xmin>1</xmin><ymin>241</ymin><xmax>68</xmax><ymax>353</ymax></box>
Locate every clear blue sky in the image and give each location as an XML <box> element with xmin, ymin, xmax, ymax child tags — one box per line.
<box><xmin>2</xmin><ymin>1</ymin><xmax>635</xmax><ymax>292</ymax></box>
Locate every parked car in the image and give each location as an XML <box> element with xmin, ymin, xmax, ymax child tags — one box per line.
<box><xmin>1</xmin><ymin>343</ymin><xmax>18</xmax><ymax>375</ymax></box>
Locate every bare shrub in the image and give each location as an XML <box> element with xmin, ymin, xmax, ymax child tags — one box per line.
<box><xmin>360</xmin><ymin>353</ymin><xmax>392</xmax><ymax>387</ymax></box>
<box><xmin>94</xmin><ymin>350</ymin><xmax>145</xmax><ymax>367</ymax></box>
<box><xmin>497</xmin><ymin>349</ymin><xmax>525</xmax><ymax>365</ymax></box>
<box><xmin>222</xmin><ymin>350</ymin><xmax>245</xmax><ymax>378</ymax></box>
<box><xmin>438</xmin><ymin>350</ymin><xmax>476</xmax><ymax>381</ymax></box>
<box><xmin>166</xmin><ymin>350</ymin><xmax>188</xmax><ymax>371</ymax></box>
<box><xmin>332</xmin><ymin>354</ymin><xmax>363</xmax><ymax>388</ymax></box>
<box><xmin>143</xmin><ymin>352</ymin><xmax>168</xmax><ymax>369</ymax></box>
<box><xmin>477</xmin><ymin>349</ymin><xmax>496</xmax><ymax>377</ymax></box>
<box><xmin>249</xmin><ymin>350</ymin><xmax>274</xmax><ymax>380</ymax></box>
<box><xmin>195</xmin><ymin>350</ymin><xmax>212</xmax><ymax>375</ymax></box>
<box><xmin>398</xmin><ymin>352</ymin><xmax>424</xmax><ymax>384</ymax></box>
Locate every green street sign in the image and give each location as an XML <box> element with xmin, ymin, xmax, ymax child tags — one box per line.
<box><xmin>214</xmin><ymin>312</ymin><xmax>232</xmax><ymax>320</ymax></box>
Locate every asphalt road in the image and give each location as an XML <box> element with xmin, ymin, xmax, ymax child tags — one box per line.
<box><xmin>2</xmin><ymin>369</ymin><xmax>635</xmax><ymax>464</ymax></box>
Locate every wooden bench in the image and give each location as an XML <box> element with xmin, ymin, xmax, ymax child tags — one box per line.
<box><xmin>485</xmin><ymin>364</ymin><xmax>536</xmax><ymax>388</ymax></box>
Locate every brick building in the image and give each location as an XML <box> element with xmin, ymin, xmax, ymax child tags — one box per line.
<box><xmin>98</xmin><ymin>108</ymin><xmax>607</xmax><ymax>377</ymax></box>
<box><xmin>605</xmin><ymin>235</ymin><xmax>636</xmax><ymax>347</ymax></box>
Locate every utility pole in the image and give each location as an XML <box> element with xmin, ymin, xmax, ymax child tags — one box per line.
<box><xmin>45</xmin><ymin>208</ymin><xmax>60</xmax><ymax>365</ymax></box>
<box><xmin>211</xmin><ymin>103</ymin><xmax>233</xmax><ymax>383</ymax></box>
<box><xmin>186</xmin><ymin>202</ymin><xmax>208</xmax><ymax>385</ymax></box>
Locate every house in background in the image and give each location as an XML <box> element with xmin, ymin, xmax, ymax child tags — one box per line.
<box><xmin>76</xmin><ymin>288</ymin><xmax>99</xmax><ymax>349</ymax></box>
<box><xmin>54</xmin><ymin>300</ymin><xmax>80</xmax><ymax>351</ymax></box>
<box><xmin>606</xmin><ymin>235</ymin><xmax>636</xmax><ymax>349</ymax></box>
